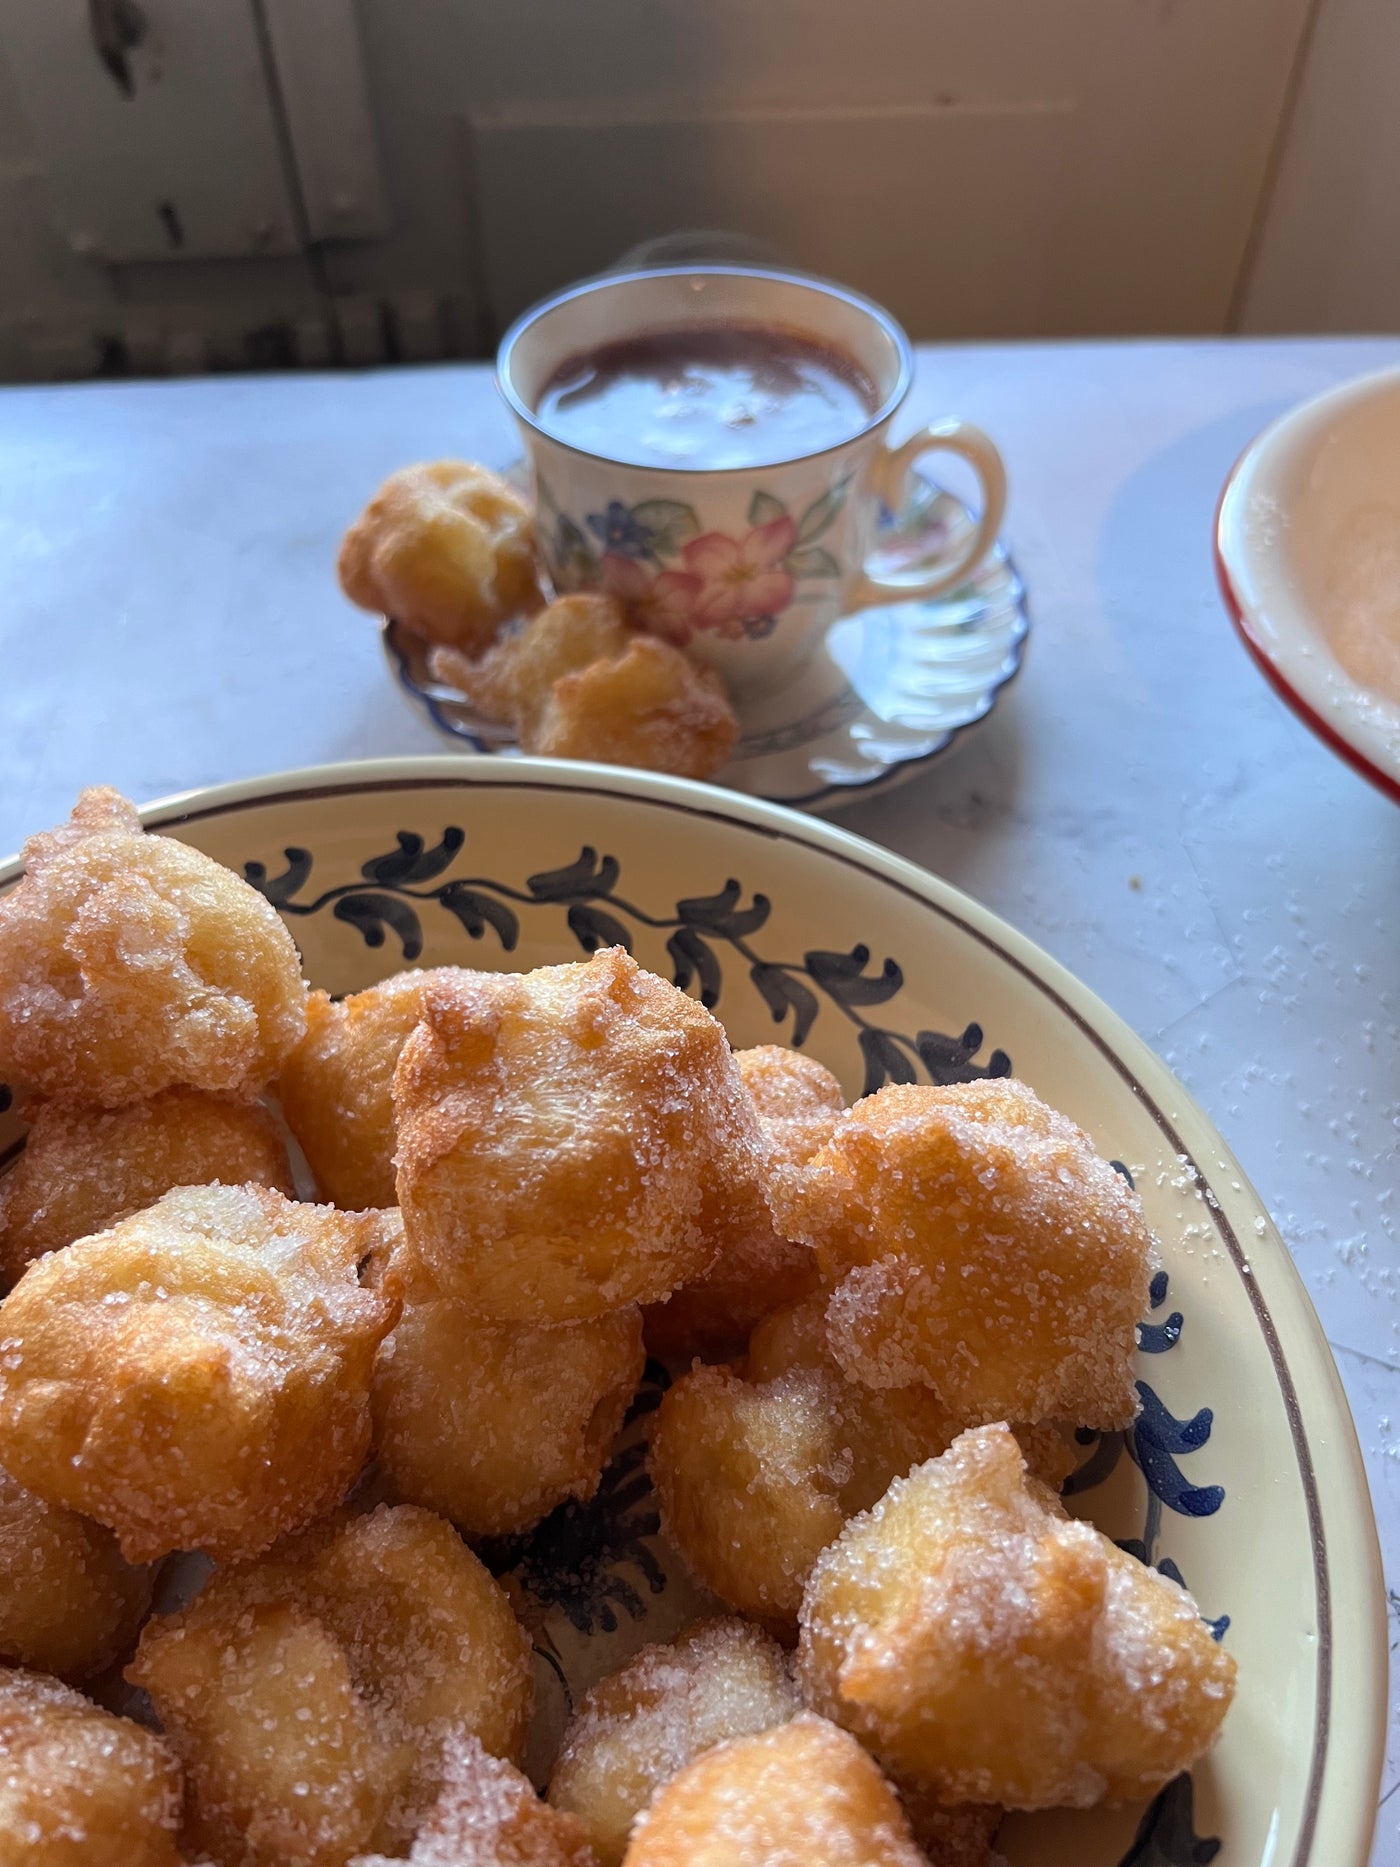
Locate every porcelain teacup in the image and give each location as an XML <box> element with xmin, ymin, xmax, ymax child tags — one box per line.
<box><xmin>497</xmin><ymin>266</ymin><xmax>1007</xmax><ymax>696</ymax></box>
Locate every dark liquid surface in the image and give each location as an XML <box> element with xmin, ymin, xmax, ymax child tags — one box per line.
<box><xmin>535</xmin><ymin>324</ymin><xmax>878</xmax><ymax>470</ymax></box>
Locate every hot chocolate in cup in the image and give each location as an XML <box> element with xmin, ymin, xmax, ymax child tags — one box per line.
<box><xmin>497</xmin><ymin>267</ymin><xmax>1006</xmax><ymax>697</ymax></box>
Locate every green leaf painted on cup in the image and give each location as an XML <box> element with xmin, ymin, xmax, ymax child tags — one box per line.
<box><xmin>784</xmin><ymin>544</ymin><xmax>841</xmax><ymax>578</ymax></box>
<box><xmin>630</xmin><ymin>499</ymin><xmax>700</xmax><ymax>556</ymax></box>
<box><xmin>748</xmin><ymin>490</ymin><xmax>788</xmax><ymax>527</ymax></box>
<box><xmin>795</xmin><ymin>478</ymin><xmax>850</xmax><ymax>544</ymax></box>
<box><xmin>555</xmin><ymin>515</ymin><xmax>599</xmax><ymax>582</ymax></box>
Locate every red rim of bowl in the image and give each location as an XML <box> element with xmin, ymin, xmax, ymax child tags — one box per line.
<box><xmin>1213</xmin><ymin>464</ymin><xmax>1400</xmax><ymax>807</ymax></box>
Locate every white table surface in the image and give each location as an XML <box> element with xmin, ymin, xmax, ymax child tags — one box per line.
<box><xmin>0</xmin><ymin>338</ymin><xmax>1396</xmax><ymax>1858</ymax></box>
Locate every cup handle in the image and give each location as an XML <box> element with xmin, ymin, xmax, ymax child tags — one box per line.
<box><xmin>848</xmin><ymin>418</ymin><xmax>1008</xmax><ymax>610</ymax></box>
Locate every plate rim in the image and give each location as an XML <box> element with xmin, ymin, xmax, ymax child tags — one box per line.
<box><xmin>1</xmin><ymin>753</ymin><xmax>1385</xmax><ymax>1866</ymax></box>
<box><xmin>1215</xmin><ymin>368</ymin><xmax>1400</xmax><ymax>806</ymax></box>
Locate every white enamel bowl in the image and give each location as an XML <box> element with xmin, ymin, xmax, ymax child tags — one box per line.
<box><xmin>0</xmin><ymin>758</ymin><xmax>1384</xmax><ymax>1867</ymax></box>
<box><xmin>1216</xmin><ymin>367</ymin><xmax>1400</xmax><ymax>804</ymax></box>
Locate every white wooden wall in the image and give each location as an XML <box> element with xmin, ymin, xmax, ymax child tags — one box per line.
<box><xmin>454</xmin><ymin>0</ymin><xmax>1311</xmax><ymax>340</ymax></box>
<box><xmin>0</xmin><ymin>0</ymin><xmax>1391</xmax><ymax>380</ymax></box>
<box><xmin>1239</xmin><ymin>0</ymin><xmax>1400</xmax><ymax>334</ymax></box>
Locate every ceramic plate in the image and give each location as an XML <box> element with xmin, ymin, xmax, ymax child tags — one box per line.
<box><xmin>1216</xmin><ymin>367</ymin><xmax>1400</xmax><ymax>804</ymax></box>
<box><xmin>0</xmin><ymin>758</ymin><xmax>1383</xmax><ymax>1867</ymax></box>
<box><xmin>383</xmin><ymin>473</ymin><xmax>1029</xmax><ymax>811</ymax></box>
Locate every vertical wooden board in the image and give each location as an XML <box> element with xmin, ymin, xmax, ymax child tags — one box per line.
<box><xmin>260</xmin><ymin>0</ymin><xmax>391</xmax><ymax>245</ymax></box>
<box><xmin>1240</xmin><ymin>0</ymin><xmax>1400</xmax><ymax>333</ymax></box>
<box><xmin>0</xmin><ymin>0</ymin><xmax>300</xmax><ymax>262</ymax></box>
<box><xmin>310</xmin><ymin>1</ymin><xmax>487</xmax><ymax>346</ymax></box>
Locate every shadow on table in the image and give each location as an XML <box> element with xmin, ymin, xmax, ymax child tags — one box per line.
<box><xmin>833</xmin><ymin>680</ymin><xmax>1028</xmax><ymax>859</ymax></box>
<box><xmin>332</xmin><ymin>682</ymin><xmax>459</xmax><ymax>765</ymax></box>
<box><xmin>1095</xmin><ymin>394</ymin><xmax>1290</xmax><ymax>677</ymax></box>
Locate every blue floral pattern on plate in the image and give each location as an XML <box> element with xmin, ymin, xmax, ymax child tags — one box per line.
<box><xmin>0</xmin><ymin>816</ymin><xmax>1233</xmax><ymax>1866</ymax></box>
<box><xmin>240</xmin><ymin>824</ymin><xmax>1229</xmax><ymax>1865</ymax></box>
<box><xmin>247</xmin><ymin>833</ymin><xmax>1013</xmax><ymax>1097</ymax></box>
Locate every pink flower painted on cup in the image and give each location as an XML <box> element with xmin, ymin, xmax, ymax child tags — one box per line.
<box><xmin>600</xmin><ymin>552</ymin><xmax>701</xmax><ymax>643</ymax></box>
<box><xmin>564</xmin><ymin>487</ymin><xmax>844</xmax><ymax>645</ymax></box>
<box><xmin>683</xmin><ymin>516</ymin><xmax>798</xmax><ymax>634</ymax></box>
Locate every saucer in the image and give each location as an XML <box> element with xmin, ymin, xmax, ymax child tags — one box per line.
<box><xmin>382</xmin><ymin>471</ymin><xmax>1028</xmax><ymax>811</ymax></box>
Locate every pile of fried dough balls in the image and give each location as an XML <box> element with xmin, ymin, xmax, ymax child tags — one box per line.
<box><xmin>338</xmin><ymin>461</ymin><xmax>739</xmax><ymax>781</ymax></box>
<box><xmin>0</xmin><ymin>788</ymin><xmax>1236</xmax><ymax>1867</ymax></box>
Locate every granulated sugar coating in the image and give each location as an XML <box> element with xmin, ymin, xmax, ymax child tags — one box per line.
<box><xmin>0</xmin><ymin>788</ymin><xmax>306</xmax><ymax>1107</ymax></box>
<box><xmin>373</xmin><ymin>1267</ymin><xmax>645</xmax><ymax>1536</ymax></box>
<box><xmin>353</xmin><ymin>1730</ymin><xmax>597</xmax><ymax>1867</ymax></box>
<box><xmin>639</xmin><ymin>1209</ymin><xmax>816</xmax><ymax>1367</ymax></box>
<box><xmin>735</xmin><ymin>1045</ymin><xmax>847</xmax><ymax>1239</ymax></box>
<box><xmin>392</xmin><ymin>949</ymin><xmax>764</xmax><ymax>1323</ymax></box>
<box><xmin>653</xmin><ymin>1301</ymin><xmax>1077</xmax><ymax>1635</ymax></box>
<box><xmin>526</xmin><ymin>635</ymin><xmax>738</xmax><ymax>781</ymax></box>
<box><xmin>337</xmin><ymin>460</ymin><xmax>541</xmax><ymax>657</ymax></box>
<box><xmin>547</xmin><ymin>1618</ymin><xmax>797</xmax><ymax>1866</ymax></box>
<box><xmin>743</xmin><ymin>1288</ymin><xmax>837</xmax><ymax>1381</ymax></box>
<box><xmin>651</xmin><ymin>1357</ymin><xmax>970</xmax><ymax>1634</ymax></box>
<box><xmin>133</xmin><ymin>1599</ymin><xmax>394</xmax><ymax>1866</ymax></box>
<box><xmin>0</xmin><ymin>1184</ymin><xmax>402</xmax><ymax>1562</ymax></box>
<box><xmin>131</xmin><ymin>1504</ymin><xmax>533</xmax><ymax>1862</ymax></box>
<box><xmin>0</xmin><ymin>1664</ymin><xmax>183</xmax><ymax>1866</ymax></box>
<box><xmin>736</xmin><ymin>1045</ymin><xmax>846</xmax><ymax>1130</ymax></box>
<box><xmin>434</xmin><ymin>598</ymin><xmax>740</xmax><ymax>781</ymax></box>
<box><xmin>432</xmin><ymin>594</ymin><xmax>634</xmax><ymax>744</ymax></box>
<box><xmin>650</xmin><ymin>1365</ymin><xmax>848</xmax><ymax>1629</ymax></box>
<box><xmin>0</xmin><ymin>1468</ymin><xmax>152</xmax><ymax>1682</ymax></box>
<box><xmin>794</xmin><ymin>1080</ymin><xmax>1152</xmax><ymax>1427</ymax></box>
<box><xmin>744</xmin><ymin>1293</ymin><xmax>1080</xmax><ymax>1493</ymax></box>
<box><xmin>641</xmin><ymin>1046</ymin><xmax>839</xmax><ymax>1363</ymax></box>
<box><xmin>0</xmin><ymin>1089</ymin><xmax>295</xmax><ymax>1288</ymax></box>
<box><xmin>621</xmin><ymin>1711</ymin><xmax>926</xmax><ymax>1867</ymax></box>
<box><xmin>797</xmin><ymin>1425</ymin><xmax>1236</xmax><ymax>1809</ymax></box>
<box><xmin>278</xmin><ymin>971</ymin><xmax>477</xmax><ymax>1212</ymax></box>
